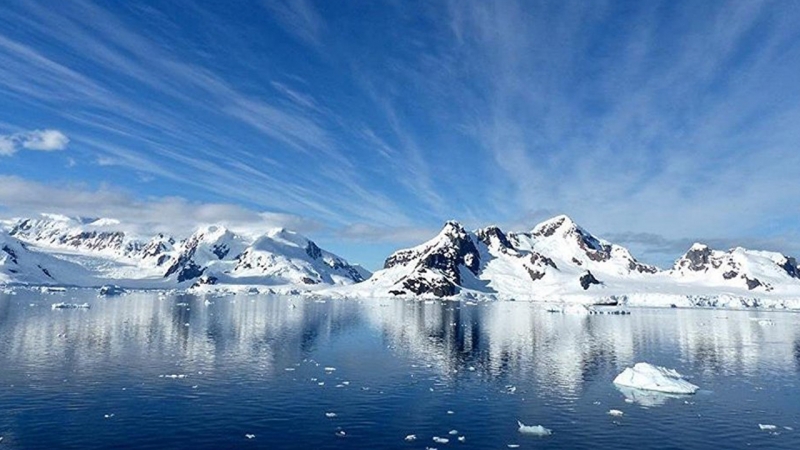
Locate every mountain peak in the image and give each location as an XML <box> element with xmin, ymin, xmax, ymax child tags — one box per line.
<box><xmin>532</xmin><ymin>214</ymin><xmax>578</xmax><ymax>237</ymax></box>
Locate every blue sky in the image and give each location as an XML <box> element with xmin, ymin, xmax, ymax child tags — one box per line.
<box><xmin>1</xmin><ymin>0</ymin><xmax>800</xmax><ymax>270</ymax></box>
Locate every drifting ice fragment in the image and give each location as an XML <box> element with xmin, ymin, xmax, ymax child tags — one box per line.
<box><xmin>51</xmin><ymin>302</ymin><xmax>90</xmax><ymax>310</ymax></box>
<box><xmin>448</xmin><ymin>429</ymin><xmax>458</xmax><ymax>435</ymax></box>
<box><xmin>608</xmin><ymin>409</ymin><xmax>624</xmax><ymax>417</ymax></box>
<box><xmin>613</xmin><ymin>363</ymin><xmax>699</xmax><ymax>394</ymax></box>
<box><xmin>404</xmin><ymin>434</ymin><xmax>417</xmax><ymax>441</ymax></box>
<box><xmin>335</xmin><ymin>430</ymin><xmax>346</xmax><ymax>437</ymax></box>
<box><xmin>759</xmin><ymin>424</ymin><xmax>778</xmax><ymax>431</ymax></box>
<box><xmin>245</xmin><ymin>434</ymin><xmax>255</xmax><ymax>439</ymax></box>
<box><xmin>325</xmin><ymin>412</ymin><xmax>337</xmax><ymax>418</ymax></box>
<box><xmin>517</xmin><ymin>421</ymin><xmax>552</xmax><ymax>436</ymax></box>
<box><xmin>458</xmin><ymin>436</ymin><xmax>466</xmax><ymax>442</ymax></box>
<box><xmin>432</xmin><ymin>437</ymin><xmax>449</xmax><ymax>444</ymax></box>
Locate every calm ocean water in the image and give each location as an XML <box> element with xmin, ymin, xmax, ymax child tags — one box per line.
<box><xmin>1</xmin><ymin>289</ymin><xmax>799</xmax><ymax>449</ymax></box>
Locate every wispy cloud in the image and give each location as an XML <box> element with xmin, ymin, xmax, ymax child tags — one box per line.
<box><xmin>0</xmin><ymin>175</ymin><xmax>321</xmax><ymax>238</ymax></box>
<box><xmin>262</xmin><ymin>0</ymin><xmax>325</xmax><ymax>47</ymax></box>
<box><xmin>0</xmin><ymin>129</ymin><xmax>69</xmax><ymax>156</ymax></box>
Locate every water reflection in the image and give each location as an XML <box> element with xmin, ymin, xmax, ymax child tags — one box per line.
<box><xmin>1</xmin><ymin>291</ymin><xmax>799</xmax><ymax>399</ymax></box>
<box><xmin>363</xmin><ymin>300</ymin><xmax>800</xmax><ymax>399</ymax></box>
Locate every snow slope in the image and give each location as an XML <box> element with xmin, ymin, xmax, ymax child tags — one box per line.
<box><xmin>334</xmin><ymin>215</ymin><xmax>800</xmax><ymax>309</ymax></box>
<box><xmin>2</xmin><ymin>215</ymin><xmax>367</xmax><ymax>289</ymax></box>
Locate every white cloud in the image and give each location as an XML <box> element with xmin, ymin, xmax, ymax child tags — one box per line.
<box><xmin>0</xmin><ymin>129</ymin><xmax>69</xmax><ymax>156</ymax></box>
<box><xmin>0</xmin><ymin>176</ymin><xmax>321</xmax><ymax>238</ymax></box>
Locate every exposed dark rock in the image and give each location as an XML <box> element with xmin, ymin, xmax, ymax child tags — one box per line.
<box><xmin>572</xmin><ymin>257</ymin><xmax>583</xmax><ymax>266</ymax></box>
<box><xmin>402</xmin><ymin>274</ymin><xmax>458</xmax><ymax>297</ymax></box>
<box><xmin>389</xmin><ymin>289</ymin><xmax>406</xmax><ymax>296</ymax></box>
<box><xmin>306</xmin><ymin>241</ymin><xmax>322</xmax><ymax>260</ymax></box>
<box><xmin>531</xmin><ymin>252</ymin><xmax>557</xmax><ymax>269</ymax></box>
<box><xmin>745</xmin><ymin>276</ymin><xmax>762</xmax><ymax>290</ymax></box>
<box><xmin>38</xmin><ymin>265</ymin><xmax>53</xmax><ymax>279</ymax></box>
<box><xmin>533</xmin><ymin>216</ymin><xmax>568</xmax><ymax>238</ymax></box>
<box><xmin>780</xmin><ymin>256</ymin><xmax>800</xmax><ymax>278</ymax></box>
<box><xmin>476</xmin><ymin>226</ymin><xmax>513</xmax><ymax>252</ymax></box>
<box><xmin>526</xmin><ymin>268</ymin><xmax>546</xmax><ymax>281</ymax></box>
<box><xmin>680</xmin><ymin>245</ymin><xmax>712</xmax><ymax>271</ymax></box>
<box><xmin>301</xmin><ymin>277</ymin><xmax>318</xmax><ymax>285</ymax></box>
<box><xmin>211</xmin><ymin>243</ymin><xmax>229</xmax><ymax>259</ymax></box>
<box><xmin>722</xmin><ymin>270</ymin><xmax>738</xmax><ymax>280</ymax></box>
<box><xmin>2</xmin><ymin>245</ymin><xmax>18</xmax><ymax>264</ymax></box>
<box><xmin>579</xmin><ymin>271</ymin><xmax>602</xmax><ymax>290</ymax></box>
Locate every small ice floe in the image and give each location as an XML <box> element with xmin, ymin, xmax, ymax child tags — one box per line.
<box><xmin>204</xmin><ymin>299</ymin><xmax>213</xmax><ymax>306</ymax></box>
<box><xmin>51</xmin><ymin>302</ymin><xmax>90</xmax><ymax>310</ymax></box>
<box><xmin>508</xmin><ymin>445</ymin><xmax>520</xmax><ymax>448</ymax></box>
<box><xmin>404</xmin><ymin>434</ymin><xmax>417</xmax><ymax>442</ymax></box>
<box><xmin>285</xmin><ymin>368</ymin><xmax>295</xmax><ymax>372</ymax></box>
<box><xmin>432</xmin><ymin>436</ymin><xmax>449</xmax><ymax>444</ymax></box>
<box><xmin>325</xmin><ymin>412</ymin><xmax>337</xmax><ymax>418</ymax></box>
<box><xmin>99</xmin><ymin>285</ymin><xmax>125</xmax><ymax>296</ymax></box>
<box><xmin>342</xmin><ymin>381</ymin><xmax>350</xmax><ymax>386</ymax></box>
<box><xmin>784</xmin><ymin>426</ymin><xmax>794</xmax><ymax>431</ymax></box>
<box><xmin>245</xmin><ymin>434</ymin><xmax>255</xmax><ymax>439</ymax></box>
<box><xmin>447</xmin><ymin>410</ymin><xmax>454</xmax><ymax>415</ymax></box>
<box><xmin>613</xmin><ymin>363</ymin><xmax>699</xmax><ymax>394</ymax></box>
<box><xmin>448</xmin><ymin>429</ymin><xmax>458</xmax><ymax>435</ymax></box>
<box><xmin>458</xmin><ymin>436</ymin><xmax>466</xmax><ymax>442</ymax></box>
<box><xmin>318</xmin><ymin>382</ymin><xmax>325</xmax><ymax>386</ymax></box>
<box><xmin>759</xmin><ymin>424</ymin><xmax>778</xmax><ymax>431</ymax></box>
<box><xmin>324</xmin><ymin>367</ymin><xmax>336</xmax><ymax>372</ymax></box>
<box><xmin>608</xmin><ymin>409</ymin><xmax>624</xmax><ymax>417</ymax></box>
<box><xmin>335</xmin><ymin>430</ymin><xmax>346</xmax><ymax>437</ymax></box>
<box><xmin>505</xmin><ymin>385</ymin><xmax>517</xmax><ymax>394</ymax></box>
<box><xmin>517</xmin><ymin>421</ymin><xmax>552</xmax><ymax>436</ymax></box>
<box><xmin>104</xmin><ymin>413</ymin><xmax>115</xmax><ymax>419</ymax></box>
<box><xmin>160</xmin><ymin>374</ymin><xmax>187</xmax><ymax>379</ymax></box>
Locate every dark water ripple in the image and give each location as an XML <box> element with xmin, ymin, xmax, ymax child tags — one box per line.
<box><xmin>1</xmin><ymin>290</ymin><xmax>799</xmax><ymax>449</ymax></box>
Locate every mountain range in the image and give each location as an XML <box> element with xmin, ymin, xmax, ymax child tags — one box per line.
<box><xmin>2</xmin><ymin>213</ymin><xmax>800</xmax><ymax>308</ymax></box>
<box><xmin>1</xmin><ymin>214</ymin><xmax>367</xmax><ymax>291</ymax></box>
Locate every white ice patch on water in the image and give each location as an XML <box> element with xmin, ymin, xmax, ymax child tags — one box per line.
<box><xmin>613</xmin><ymin>363</ymin><xmax>698</xmax><ymax>394</ymax></box>
<box><xmin>608</xmin><ymin>409</ymin><xmax>624</xmax><ymax>416</ymax></box>
<box><xmin>759</xmin><ymin>424</ymin><xmax>778</xmax><ymax>431</ymax></box>
<box><xmin>404</xmin><ymin>434</ymin><xmax>417</xmax><ymax>441</ymax></box>
<box><xmin>517</xmin><ymin>421</ymin><xmax>552</xmax><ymax>436</ymax></box>
<box><xmin>432</xmin><ymin>436</ymin><xmax>449</xmax><ymax>444</ymax></box>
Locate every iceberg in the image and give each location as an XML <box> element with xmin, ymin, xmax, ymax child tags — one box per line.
<box><xmin>613</xmin><ymin>363</ymin><xmax>698</xmax><ymax>394</ymax></box>
<box><xmin>517</xmin><ymin>421</ymin><xmax>552</xmax><ymax>436</ymax></box>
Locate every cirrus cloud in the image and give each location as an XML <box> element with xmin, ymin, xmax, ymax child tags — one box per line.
<box><xmin>0</xmin><ymin>128</ymin><xmax>69</xmax><ymax>156</ymax></box>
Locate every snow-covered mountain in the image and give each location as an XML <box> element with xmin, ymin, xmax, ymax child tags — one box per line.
<box><xmin>336</xmin><ymin>215</ymin><xmax>800</xmax><ymax>308</ymax></box>
<box><xmin>1</xmin><ymin>214</ymin><xmax>368</xmax><ymax>289</ymax></box>
<box><xmin>671</xmin><ymin>243</ymin><xmax>800</xmax><ymax>292</ymax></box>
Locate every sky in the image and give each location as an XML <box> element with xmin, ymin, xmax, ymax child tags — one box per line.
<box><xmin>1</xmin><ymin>0</ymin><xmax>800</xmax><ymax>270</ymax></box>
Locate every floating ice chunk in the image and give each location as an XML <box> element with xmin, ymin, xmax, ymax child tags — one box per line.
<box><xmin>617</xmin><ymin>385</ymin><xmax>685</xmax><ymax>407</ymax></box>
<box><xmin>608</xmin><ymin>409</ymin><xmax>624</xmax><ymax>417</ymax></box>
<box><xmin>404</xmin><ymin>434</ymin><xmax>417</xmax><ymax>441</ymax></box>
<box><xmin>51</xmin><ymin>302</ymin><xmax>90</xmax><ymax>310</ymax></box>
<box><xmin>448</xmin><ymin>429</ymin><xmax>458</xmax><ymax>435</ymax></box>
<box><xmin>245</xmin><ymin>434</ymin><xmax>255</xmax><ymax>439</ymax></box>
<box><xmin>432</xmin><ymin>436</ymin><xmax>449</xmax><ymax>444</ymax></box>
<box><xmin>160</xmin><ymin>374</ymin><xmax>187</xmax><ymax>379</ymax></box>
<box><xmin>517</xmin><ymin>421</ymin><xmax>552</xmax><ymax>436</ymax></box>
<box><xmin>613</xmin><ymin>363</ymin><xmax>699</xmax><ymax>394</ymax></box>
<box><xmin>104</xmin><ymin>413</ymin><xmax>114</xmax><ymax>419</ymax></box>
<box><xmin>447</xmin><ymin>410</ymin><xmax>454</xmax><ymax>415</ymax></box>
<box><xmin>285</xmin><ymin>368</ymin><xmax>295</xmax><ymax>371</ymax></box>
<box><xmin>324</xmin><ymin>367</ymin><xmax>336</xmax><ymax>372</ymax></box>
<box><xmin>458</xmin><ymin>436</ymin><xmax>465</xmax><ymax>442</ymax></box>
<box><xmin>508</xmin><ymin>445</ymin><xmax>520</xmax><ymax>448</ymax></box>
<box><xmin>759</xmin><ymin>424</ymin><xmax>778</xmax><ymax>431</ymax></box>
<box><xmin>335</xmin><ymin>430</ymin><xmax>346</xmax><ymax>437</ymax></box>
<box><xmin>325</xmin><ymin>412</ymin><xmax>337</xmax><ymax>418</ymax></box>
